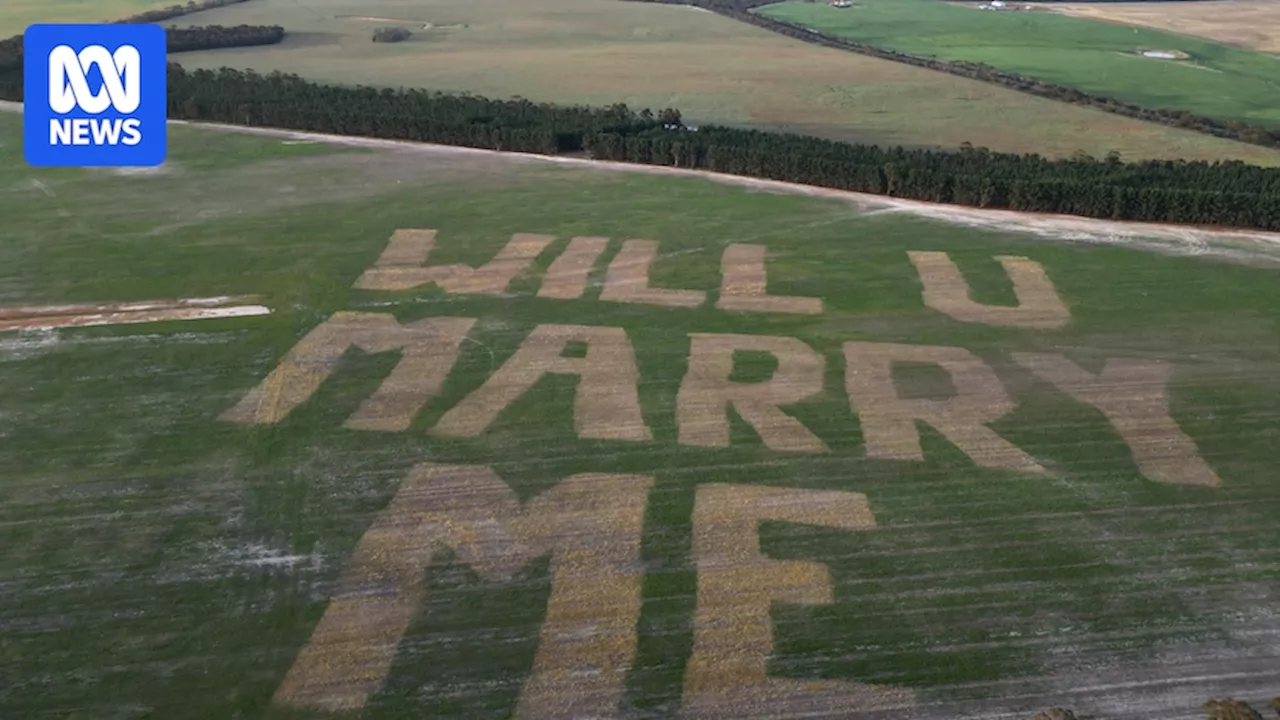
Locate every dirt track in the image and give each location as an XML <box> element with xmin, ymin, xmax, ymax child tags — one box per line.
<box><xmin>0</xmin><ymin>296</ymin><xmax>271</xmax><ymax>331</ymax></box>
<box><xmin>3</xmin><ymin>101</ymin><xmax>1278</xmax><ymax>266</ymax></box>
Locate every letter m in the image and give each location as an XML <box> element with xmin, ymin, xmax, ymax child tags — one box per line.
<box><xmin>220</xmin><ymin>312</ymin><xmax>476</xmax><ymax>432</ymax></box>
<box><xmin>272</xmin><ymin>463</ymin><xmax>653</xmax><ymax>718</ymax></box>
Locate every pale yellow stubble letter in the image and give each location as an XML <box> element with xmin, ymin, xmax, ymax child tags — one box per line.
<box><xmin>272</xmin><ymin>463</ymin><xmax>653</xmax><ymax>718</ymax></box>
<box><xmin>355</xmin><ymin>228</ymin><xmax>554</xmax><ymax>295</ymax></box>
<box><xmin>716</xmin><ymin>244</ymin><xmax>823</xmax><ymax>315</ymax></box>
<box><xmin>599</xmin><ymin>239</ymin><xmax>706</xmax><ymax>308</ymax></box>
<box><xmin>537</xmin><ymin>236</ymin><xmax>609</xmax><ymax>300</ymax></box>
<box><xmin>681</xmin><ymin>484</ymin><xmax>915</xmax><ymax>718</ymax></box>
<box><xmin>430</xmin><ymin>323</ymin><xmax>652</xmax><ymax>442</ymax></box>
<box><xmin>1012</xmin><ymin>353</ymin><xmax>1221</xmax><ymax>486</ymax></box>
<box><xmin>677</xmin><ymin>333</ymin><xmax>828</xmax><ymax>453</ymax></box>
<box><xmin>220</xmin><ymin>311</ymin><xmax>475</xmax><ymax>432</ymax></box>
<box><xmin>908</xmin><ymin>251</ymin><xmax>1069</xmax><ymax>329</ymax></box>
<box><xmin>844</xmin><ymin>341</ymin><xmax>1046</xmax><ymax>474</ymax></box>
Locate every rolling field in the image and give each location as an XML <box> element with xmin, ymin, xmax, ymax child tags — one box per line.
<box><xmin>1047</xmin><ymin>0</ymin><xmax>1280</xmax><ymax>55</ymax></box>
<box><xmin>760</xmin><ymin>0</ymin><xmax>1280</xmax><ymax>128</ymax></box>
<box><xmin>3</xmin><ymin>108</ymin><xmax>1280</xmax><ymax>719</ymax></box>
<box><xmin>15</xmin><ymin>0</ymin><xmax>1280</xmax><ymax>165</ymax></box>
<box><xmin>0</xmin><ymin>0</ymin><xmax>176</xmax><ymax>30</ymax></box>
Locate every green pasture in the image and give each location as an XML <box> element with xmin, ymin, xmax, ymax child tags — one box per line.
<box><xmin>761</xmin><ymin>0</ymin><xmax>1280</xmax><ymax>128</ymax></box>
<box><xmin>1</xmin><ymin>112</ymin><xmax>1279</xmax><ymax>718</ymax></box>
<box><xmin>0</xmin><ymin>0</ymin><xmax>174</xmax><ymax>32</ymax></box>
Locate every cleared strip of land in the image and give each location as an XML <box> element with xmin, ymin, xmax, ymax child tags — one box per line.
<box><xmin>0</xmin><ymin>297</ymin><xmax>272</xmax><ymax>331</ymax></box>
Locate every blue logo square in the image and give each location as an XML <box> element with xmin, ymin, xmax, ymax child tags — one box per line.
<box><xmin>23</xmin><ymin>24</ymin><xmax>167</xmax><ymax>167</ymax></box>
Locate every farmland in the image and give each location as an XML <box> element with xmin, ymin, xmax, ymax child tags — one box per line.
<box><xmin>760</xmin><ymin>0</ymin><xmax>1280</xmax><ymax>128</ymax></box>
<box><xmin>0</xmin><ymin>0</ymin><xmax>175</xmax><ymax>31</ymax></box>
<box><xmin>3</xmin><ymin>106</ymin><xmax>1280</xmax><ymax>718</ymax></box>
<box><xmin>1047</xmin><ymin>0</ymin><xmax>1280</xmax><ymax>55</ymax></box>
<box><xmin>18</xmin><ymin>0</ymin><xmax>1278</xmax><ymax>164</ymax></box>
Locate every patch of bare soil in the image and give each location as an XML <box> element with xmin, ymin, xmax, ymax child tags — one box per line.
<box><xmin>1048</xmin><ymin>1</ymin><xmax>1280</xmax><ymax>54</ymax></box>
<box><xmin>1136</xmin><ymin>49</ymin><xmax>1192</xmax><ymax>61</ymax></box>
<box><xmin>334</xmin><ymin>15</ymin><xmax>424</xmax><ymax>24</ymax></box>
<box><xmin>0</xmin><ymin>296</ymin><xmax>270</xmax><ymax>331</ymax></box>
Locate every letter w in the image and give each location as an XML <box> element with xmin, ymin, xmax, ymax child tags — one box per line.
<box><xmin>272</xmin><ymin>463</ymin><xmax>653</xmax><ymax>717</ymax></box>
<box><xmin>355</xmin><ymin>228</ymin><xmax>554</xmax><ymax>294</ymax></box>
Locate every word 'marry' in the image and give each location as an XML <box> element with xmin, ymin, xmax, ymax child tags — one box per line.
<box><xmin>222</xmin><ymin>313</ymin><xmax>1221</xmax><ymax>487</ymax></box>
<box><xmin>272</xmin><ymin>462</ymin><xmax>914</xmax><ymax>717</ymax></box>
<box><xmin>353</xmin><ymin>228</ymin><xmax>1071</xmax><ymax>328</ymax></box>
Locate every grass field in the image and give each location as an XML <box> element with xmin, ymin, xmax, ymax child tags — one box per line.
<box><xmin>760</xmin><ymin>0</ymin><xmax>1280</xmax><ymax>129</ymax></box>
<box><xmin>12</xmin><ymin>0</ymin><xmax>1280</xmax><ymax>165</ymax></box>
<box><xmin>3</xmin><ymin>109</ymin><xmax>1280</xmax><ymax>718</ymax></box>
<box><xmin>0</xmin><ymin>0</ymin><xmax>176</xmax><ymax>30</ymax></box>
<box><xmin>1048</xmin><ymin>0</ymin><xmax>1280</xmax><ymax>55</ymax></box>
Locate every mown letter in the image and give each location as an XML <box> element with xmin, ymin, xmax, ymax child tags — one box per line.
<box><xmin>599</xmin><ymin>239</ymin><xmax>706</xmax><ymax>308</ymax></box>
<box><xmin>220</xmin><ymin>311</ymin><xmax>475</xmax><ymax>431</ymax></box>
<box><xmin>844</xmin><ymin>341</ymin><xmax>1045</xmax><ymax>473</ymax></box>
<box><xmin>272</xmin><ymin>463</ymin><xmax>653</xmax><ymax>717</ymax></box>
<box><xmin>682</xmin><ymin>484</ymin><xmax>914</xmax><ymax>718</ymax></box>
<box><xmin>678</xmin><ymin>333</ymin><xmax>828</xmax><ymax>453</ymax></box>
<box><xmin>1012</xmin><ymin>353</ymin><xmax>1221</xmax><ymax>486</ymax></box>
<box><xmin>716</xmin><ymin>244</ymin><xmax>823</xmax><ymax>315</ymax></box>
<box><xmin>355</xmin><ymin>228</ymin><xmax>554</xmax><ymax>294</ymax></box>
<box><xmin>431</xmin><ymin>324</ymin><xmax>652</xmax><ymax>442</ymax></box>
<box><xmin>908</xmin><ymin>251</ymin><xmax>1069</xmax><ymax>329</ymax></box>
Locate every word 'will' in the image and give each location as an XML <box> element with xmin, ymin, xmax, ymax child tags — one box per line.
<box><xmin>353</xmin><ymin>229</ymin><xmax>1071</xmax><ymax>329</ymax></box>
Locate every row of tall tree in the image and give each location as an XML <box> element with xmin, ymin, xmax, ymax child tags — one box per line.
<box><xmin>1</xmin><ymin>61</ymin><xmax>1277</xmax><ymax>230</ymax></box>
<box><xmin>0</xmin><ymin>24</ymin><xmax>284</xmax><ymax>75</ymax></box>
<box><xmin>622</xmin><ymin>0</ymin><xmax>1280</xmax><ymax>150</ymax></box>
<box><xmin>113</xmin><ymin>0</ymin><xmax>257</xmax><ymax>25</ymax></box>
<box><xmin>157</xmin><ymin>66</ymin><xmax>1280</xmax><ymax>230</ymax></box>
<box><xmin>0</xmin><ymin>0</ymin><xmax>269</xmax><ymax>71</ymax></box>
<box><xmin>166</xmin><ymin>24</ymin><xmax>284</xmax><ymax>52</ymax></box>
<box><xmin>586</xmin><ymin>126</ymin><xmax>1280</xmax><ymax>229</ymax></box>
<box><xmin>161</xmin><ymin>66</ymin><xmax>675</xmax><ymax>153</ymax></box>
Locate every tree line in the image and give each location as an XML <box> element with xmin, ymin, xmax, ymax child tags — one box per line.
<box><xmin>112</xmin><ymin>0</ymin><xmax>258</xmax><ymax>25</ymax></box>
<box><xmin>147</xmin><ymin>66</ymin><xmax>1280</xmax><ymax>230</ymax></box>
<box><xmin>160</xmin><ymin>65</ymin><xmax>675</xmax><ymax>154</ymax></box>
<box><xmin>2</xmin><ymin>60</ymin><xmax>1278</xmax><ymax>230</ymax></box>
<box><xmin>620</xmin><ymin>0</ymin><xmax>1280</xmax><ymax>150</ymax></box>
<box><xmin>0</xmin><ymin>0</ymin><xmax>271</xmax><ymax>74</ymax></box>
<box><xmin>586</xmin><ymin>125</ymin><xmax>1280</xmax><ymax>230</ymax></box>
<box><xmin>166</xmin><ymin>24</ymin><xmax>284</xmax><ymax>52</ymax></box>
<box><xmin>0</xmin><ymin>24</ymin><xmax>284</xmax><ymax>79</ymax></box>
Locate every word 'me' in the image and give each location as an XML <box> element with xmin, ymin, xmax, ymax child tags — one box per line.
<box><xmin>272</xmin><ymin>462</ymin><xmax>913</xmax><ymax>717</ymax></box>
<box><xmin>222</xmin><ymin>314</ymin><xmax>1220</xmax><ymax>487</ymax></box>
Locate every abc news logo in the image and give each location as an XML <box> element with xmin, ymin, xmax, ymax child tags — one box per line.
<box><xmin>24</xmin><ymin>24</ymin><xmax>167</xmax><ymax>168</ymax></box>
<box><xmin>48</xmin><ymin>44</ymin><xmax>144</xmax><ymax>147</ymax></box>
